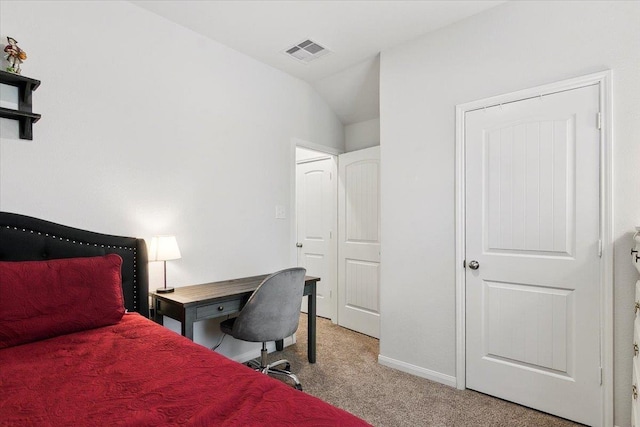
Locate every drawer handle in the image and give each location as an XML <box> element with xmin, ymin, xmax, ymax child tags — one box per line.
<box><xmin>218</xmin><ymin>306</ymin><xmax>224</xmax><ymax>311</ymax></box>
<box><xmin>635</xmin><ymin>343</ymin><xmax>639</xmax><ymax>357</ymax></box>
<box><xmin>636</xmin><ymin>302</ymin><xmax>640</xmax><ymax>314</ymax></box>
<box><xmin>634</xmin><ymin>385</ymin><xmax>638</xmax><ymax>400</ymax></box>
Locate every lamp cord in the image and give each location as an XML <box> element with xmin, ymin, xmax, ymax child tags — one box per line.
<box><xmin>211</xmin><ymin>333</ymin><xmax>226</xmax><ymax>351</ymax></box>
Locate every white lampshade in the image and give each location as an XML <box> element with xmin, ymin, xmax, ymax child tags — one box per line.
<box><xmin>149</xmin><ymin>235</ymin><xmax>181</xmax><ymax>262</ymax></box>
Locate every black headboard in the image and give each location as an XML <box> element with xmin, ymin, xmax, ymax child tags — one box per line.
<box><xmin>0</xmin><ymin>212</ymin><xmax>149</xmax><ymax>315</ymax></box>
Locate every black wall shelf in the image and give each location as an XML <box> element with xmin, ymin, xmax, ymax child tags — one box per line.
<box><xmin>0</xmin><ymin>70</ymin><xmax>41</xmax><ymax>140</ymax></box>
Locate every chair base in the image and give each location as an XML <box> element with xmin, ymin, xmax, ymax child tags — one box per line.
<box><xmin>246</xmin><ymin>344</ymin><xmax>302</xmax><ymax>391</ymax></box>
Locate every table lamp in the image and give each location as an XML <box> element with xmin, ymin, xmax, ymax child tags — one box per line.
<box><xmin>149</xmin><ymin>235</ymin><xmax>181</xmax><ymax>293</ymax></box>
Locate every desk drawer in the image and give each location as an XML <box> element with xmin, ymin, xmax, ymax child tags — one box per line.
<box><xmin>155</xmin><ymin>299</ymin><xmax>183</xmax><ymax>320</ymax></box>
<box><xmin>196</xmin><ymin>299</ymin><xmax>242</xmax><ymax>320</ymax></box>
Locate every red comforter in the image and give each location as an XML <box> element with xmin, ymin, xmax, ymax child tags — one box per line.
<box><xmin>0</xmin><ymin>313</ymin><xmax>369</xmax><ymax>426</ymax></box>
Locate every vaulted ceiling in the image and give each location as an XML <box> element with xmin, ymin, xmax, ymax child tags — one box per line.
<box><xmin>132</xmin><ymin>1</ymin><xmax>505</xmax><ymax>125</ymax></box>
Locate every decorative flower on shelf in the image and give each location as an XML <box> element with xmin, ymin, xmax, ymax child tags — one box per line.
<box><xmin>4</xmin><ymin>37</ymin><xmax>27</xmax><ymax>74</ymax></box>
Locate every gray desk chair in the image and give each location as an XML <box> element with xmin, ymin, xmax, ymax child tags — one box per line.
<box><xmin>220</xmin><ymin>267</ymin><xmax>306</xmax><ymax>390</ymax></box>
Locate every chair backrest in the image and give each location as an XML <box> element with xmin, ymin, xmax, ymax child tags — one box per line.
<box><xmin>231</xmin><ymin>267</ymin><xmax>306</xmax><ymax>343</ymax></box>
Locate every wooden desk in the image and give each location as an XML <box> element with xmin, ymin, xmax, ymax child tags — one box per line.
<box><xmin>150</xmin><ymin>275</ymin><xmax>319</xmax><ymax>363</ymax></box>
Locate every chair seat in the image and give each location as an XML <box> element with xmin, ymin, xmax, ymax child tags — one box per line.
<box><xmin>220</xmin><ymin>317</ymin><xmax>235</xmax><ymax>335</ymax></box>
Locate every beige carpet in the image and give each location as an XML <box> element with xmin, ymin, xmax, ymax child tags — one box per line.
<box><xmin>265</xmin><ymin>314</ymin><xmax>582</xmax><ymax>427</ymax></box>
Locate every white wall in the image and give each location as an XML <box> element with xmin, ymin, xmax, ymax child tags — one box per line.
<box><xmin>345</xmin><ymin>117</ymin><xmax>380</xmax><ymax>152</ymax></box>
<box><xmin>312</xmin><ymin>55</ymin><xmax>380</xmax><ymax>126</ymax></box>
<box><xmin>0</xmin><ymin>0</ymin><xmax>343</xmax><ymax>357</ymax></box>
<box><xmin>379</xmin><ymin>1</ymin><xmax>640</xmax><ymax>425</ymax></box>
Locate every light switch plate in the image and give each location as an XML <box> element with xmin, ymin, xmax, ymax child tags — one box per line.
<box><xmin>275</xmin><ymin>205</ymin><xmax>286</xmax><ymax>219</ymax></box>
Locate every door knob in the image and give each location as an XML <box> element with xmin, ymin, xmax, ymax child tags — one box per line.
<box><xmin>468</xmin><ymin>260</ymin><xmax>480</xmax><ymax>270</ymax></box>
<box><xmin>296</xmin><ymin>243</ymin><xmax>303</xmax><ymax>248</ymax></box>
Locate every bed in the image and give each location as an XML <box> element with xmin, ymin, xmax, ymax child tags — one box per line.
<box><xmin>0</xmin><ymin>212</ymin><xmax>369</xmax><ymax>426</ymax></box>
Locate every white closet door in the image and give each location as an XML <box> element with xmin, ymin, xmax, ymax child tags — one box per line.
<box><xmin>338</xmin><ymin>146</ymin><xmax>380</xmax><ymax>338</ymax></box>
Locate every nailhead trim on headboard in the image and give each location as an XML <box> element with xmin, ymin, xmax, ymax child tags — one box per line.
<box><xmin>4</xmin><ymin>225</ymin><xmax>139</xmax><ymax>310</ymax></box>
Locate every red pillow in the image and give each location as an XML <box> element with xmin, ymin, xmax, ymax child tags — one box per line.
<box><xmin>0</xmin><ymin>254</ymin><xmax>125</xmax><ymax>348</ymax></box>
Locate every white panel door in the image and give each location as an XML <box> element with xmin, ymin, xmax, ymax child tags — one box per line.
<box><xmin>296</xmin><ymin>157</ymin><xmax>336</xmax><ymax>320</ymax></box>
<box><xmin>338</xmin><ymin>146</ymin><xmax>380</xmax><ymax>338</ymax></box>
<box><xmin>465</xmin><ymin>85</ymin><xmax>601</xmax><ymax>425</ymax></box>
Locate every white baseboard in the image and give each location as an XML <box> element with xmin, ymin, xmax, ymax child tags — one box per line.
<box><xmin>230</xmin><ymin>335</ymin><xmax>296</xmax><ymax>363</ymax></box>
<box><xmin>378</xmin><ymin>354</ymin><xmax>457</xmax><ymax>388</ymax></box>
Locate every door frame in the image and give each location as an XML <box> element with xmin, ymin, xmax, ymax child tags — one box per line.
<box><xmin>291</xmin><ymin>138</ymin><xmax>342</xmax><ymax>323</ymax></box>
<box><xmin>454</xmin><ymin>71</ymin><xmax>613</xmax><ymax>426</ymax></box>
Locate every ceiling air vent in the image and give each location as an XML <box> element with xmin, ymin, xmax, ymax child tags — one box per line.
<box><xmin>284</xmin><ymin>39</ymin><xmax>331</xmax><ymax>64</ymax></box>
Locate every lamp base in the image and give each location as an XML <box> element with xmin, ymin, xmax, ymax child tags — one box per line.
<box><xmin>156</xmin><ymin>287</ymin><xmax>175</xmax><ymax>294</ymax></box>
